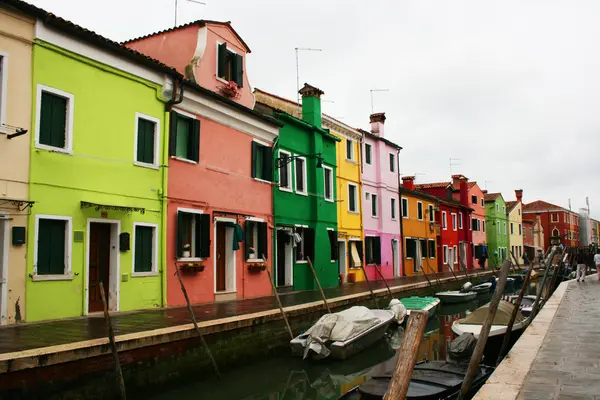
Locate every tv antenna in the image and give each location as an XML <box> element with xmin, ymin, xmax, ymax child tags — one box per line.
<box><xmin>370</xmin><ymin>89</ymin><xmax>389</xmax><ymax>114</ymax></box>
<box><xmin>484</xmin><ymin>181</ymin><xmax>493</xmax><ymax>190</ymax></box>
<box><xmin>449</xmin><ymin>158</ymin><xmax>461</xmax><ymax>175</ymax></box>
<box><xmin>295</xmin><ymin>47</ymin><xmax>322</xmax><ymax>112</ymax></box>
<box><xmin>174</xmin><ymin>0</ymin><xmax>206</xmax><ymax>27</ymax></box>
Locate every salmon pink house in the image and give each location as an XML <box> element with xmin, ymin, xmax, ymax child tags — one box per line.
<box><xmin>125</xmin><ymin>21</ymin><xmax>280</xmax><ymax>305</ymax></box>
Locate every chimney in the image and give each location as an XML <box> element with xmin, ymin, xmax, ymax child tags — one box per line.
<box><xmin>370</xmin><ymin>113</ymin><xmax>386</xmax><ymax>137</ymax></box>
<box><xmin>402</xmin><ymin>176</ymin><xmax>415</xmax><ymax>191</ymax></box>
<box><xmin>299</xmin><ymin>83</ymin><xmax>324</xmax><ymax>128</ymax></box>
<box><xmin>459</xmin><ymin>176</ymin><xmax>469</xmax><ymax>206</ymax></box>
<box><xmin>482</xmin><ymin>190</ymin><xmax>488</xmax><ymax>194</ymax></box>
<box><xmin>515</xmin><ymin>189</ymin><xmax>523</xmax><ymax>203</ymax></box>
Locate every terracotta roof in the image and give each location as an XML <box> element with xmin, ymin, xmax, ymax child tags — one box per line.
<box><xmin>122</xmin><ymin>20</ymin><xmax>252</xmax><ymax>53</ymax></box>
<box><xmin>506</xmin><ymin>201</ymin><xmax>519</xmax><ymax>212</ymax></box>
<box><xmin>415</xmin><ymin>182</ymin><xmax>449</xmax><ymax>190</ymax></box>
<box><xmin>484</xmin><ymin>193</ymin><xmax>501</xmax><ymax>202</ymax></box>
<box><xmin>399</xmin><ymin>188</ymin><xmax>440</xmax><ymax>203</ymax></box>
<box><xmin>523</xmin><ymin>200</ymin><xmax>567</xmax><ymax>212</ymax></box>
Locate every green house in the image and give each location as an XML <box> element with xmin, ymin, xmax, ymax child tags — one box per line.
<box><xmin>484</xmin><ymin>192</ymin><xmax>510</xmax><ymax>267</ymax></box>
<box><xmin>257</xmin><ymin>84</ymin><xmax>339</xmax><ymax>290</ymax></box>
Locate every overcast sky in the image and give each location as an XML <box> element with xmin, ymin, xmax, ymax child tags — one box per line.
<box><xmin>29</xmin><ymin>0</ymin><xmax>600</xmax><ymax>217</ymax></box>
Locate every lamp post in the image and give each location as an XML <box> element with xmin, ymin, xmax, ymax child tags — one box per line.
<box><xmin>276</xmin><ymin>153</ymin><xmax>323</xmax><ymax>169</ymax></box>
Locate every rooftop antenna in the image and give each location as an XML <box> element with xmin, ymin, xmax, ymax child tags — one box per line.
<box><xmin>370</xmin><ymin>89</ymin><xmax>389</xmax><ymax>114</ymax></box>
<box><xmin>449</xmin><ymin>158</ymin><xmax>461</xmax><ymax>175</ymax></box>
<box><xmin>295</xmin><ymin>47</ymin><xmax>322</xmax><ymax>113</ymax></box>
<box><xmin>174</xmin><ymin>0</ymin><xmax>206</xmax><ymax>27</ymax></box>
<box><xmin>484</xmin><ymin>181</ymin><xmax>493</xmax><ymax>190</ymax></box>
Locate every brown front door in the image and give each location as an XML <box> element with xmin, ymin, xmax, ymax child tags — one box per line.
<box><xmin>216</xmin><ymin>223</ymin><xmax>226</xmax><ymax>292</ymax></box>
<box><xmin>88</xmin><ymin>223</ymin><xmax>111</xmax><ymax>313</ymax></box>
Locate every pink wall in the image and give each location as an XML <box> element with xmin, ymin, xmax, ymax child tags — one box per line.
<box><xmin>469</xmin><ymin>183</ymin><xmax>487</xmax><ymax>247</ymax></box>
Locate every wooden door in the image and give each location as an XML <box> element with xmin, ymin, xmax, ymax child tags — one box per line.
<box><xmin>216</xmin><ymin>223</ymin><xmax>226</xmax><ymax>292</ymax></box>
<box><xmin>88</xmin><ymin>223</ymin><xmax>111</xmax><ymax>313</ymax></box>
<box><xmin>277</xmin><ymin>232</ymin><xmax>287</xmax><ymax>287</ymax></box>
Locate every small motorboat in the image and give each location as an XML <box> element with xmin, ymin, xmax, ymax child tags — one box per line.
<box><xmin>435</xmin><ymin>290</ymin><xmax>477</xmax><ymax>304</ymax></box>
<box><xmin>290</xmin><ymin>306</ymin><xmax>395</xmax><ymax>360</ymax></box>
<box><xmin>496</xmin><ymin>276</ymin><xmax>515</xmax><ymax>291</ymax></box>
<box><xmin>471</xmin><ymin>282</ymin><xmax>493</xmax><ymax>294</ymax></box>
<box><xmin>400</xmin><ymin>296</ymin><xmax>441</xmax><ymax>319</ymax></box>
<box><xmin>505</xmin><ymin>294</ymin><xmax>541</xmax><ymax>318</ymax></box>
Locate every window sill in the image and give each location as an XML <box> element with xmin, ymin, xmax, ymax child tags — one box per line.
<box><xmin>216</xmin><ymin>76</ymin><xmax>229</xmax><ymax>84</ymax></box>
<box><xmin>279</xmin><ymin>186</ymin><xmax>293</xmax><ymax>193</ymax></box>
<box><xmin>324</xmin><ymin>198</ymin><xmax>334</xmax><ymax>203</ymax></box>
<box><xmin>296</xmin><ymin>191</ymin><xmax>308</xmax><ymax>197</ymax></box>
<box><xmin>134</xmin><ymin>161</ymin><xmax>160</xmax><ymax>170</ymax></box>
<box><xmin>345</xmin><ymin>159</ymin><xmax>357</xmax><ymax>164</ymax></box>
<box><xmin>246</xmin><ymin>258</ymin><xmax>264</xmax><ymax>263</ymax></box>
<box><xmin>348</xmin><ymin>210</ymin><xmax>360</xmax><ymax>214</ymax></box>
<box><xmin>35</xmin><ymin>144</ymin><xmax>73</xmax><ymax>155</ymax></box>
<box><xmin>296</xmin><ymin>260</ymin><xmax>308</xmax><ymax>264</ymax></box>
<box><xmin>32</xmin><ymin>274</ymin><xmax>74</xmax><ymax>281</ymax></box>
<box><xmin>131</xmin><ymin>271</ymin><xmax>159</xmax><ymax>278</ymax></box>
<box><xmin>177</xmin><ymin>257</ymin><xmax>204</xmax><ymax>262</ymax></box>
<box><xmin>170</xmin><ymin>156</ymin><xmax>197</xmax><ymax>165</ymax></box>
<box><xmin>253</xmin><ymin>178</ymin><xmax>272</xmax><ymax>185</ymax></box>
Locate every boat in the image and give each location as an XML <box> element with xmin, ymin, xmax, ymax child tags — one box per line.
<box><xmin>290</xmin><ymin>306</ymin><xmax>396</xmax><ymax>360</ymax></box>
<box><xmin>471</xmin><ymin>282</ymin><xmax>493</xmax><ymax>294</ymax></box>
<box><xmin>505</xmin><ymin>294</ymin><xmax>541</xmax><ymax>318</ymax></box>
<box><xmin>528</xmin><ymin>270</ymin><xmax>540</xmax><ymax>280</ymax></box>
<box><xmin>435</xmin><ymin>290</ymin><xmax>477</xmax><ymax>304</ymax></box>
<box><xmin>338</xmin><ymin>360</ymin><xmax>494</xmax><ymax>400</ymax></box>
<box><xmin>496</xmin><ymin>276</ymin><xmax>515</xmax><ymax>291</ymax></box>
<box><xmin>399</xmin><ymin>296</ymin><xmax>441</xmax><ymax>319</ymax></box>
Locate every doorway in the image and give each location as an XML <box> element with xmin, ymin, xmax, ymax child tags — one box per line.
<box><xmin>276</xmin><ymin>229</ymin><xmax>293</xmax><ymax>287</ymax></box>
<box><xmin>338</xmin><ymin>240</ymin><xmax>346</xmax><ymax>276</ymax></box>
<box><xmin>214</xmin><ymin>219</ymin><xmax>235</xmax><ymax>293</ymax></box>
<box><xmin>0</xmin><ymin>216</ymin><xmax>8</xmax><ymax>323</ymax></box>
<box><xmin>392</xmin><ymin>239</ymin><xmax>399</xmax><ymax>277</ymax></box>
<box><xmin>88</xmin><ymin>222</ymin><xmax>112</xmax><ymax>313</ymax></box>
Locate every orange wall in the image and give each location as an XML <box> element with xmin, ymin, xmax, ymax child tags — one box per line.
<box><xmin>401</xmin><ymin>193</ymin><xmax>438</xmax><ymax>276</ymax></box>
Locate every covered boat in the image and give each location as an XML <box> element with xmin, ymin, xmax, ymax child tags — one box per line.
<box><xmin>400</xmin><ymin>296</ymin><xmax>441</xmax><ymax>319</ymax></box>
<box><xmin>471</xmin><ymin>282</ymin><xmax>493</xmax><ymax>294</ymax></box>
<box><xmin>505</xmin><ymin>294</ymin><xmax>541</xmax><ymax>318</ymax></box>
<box><xmin>435</xmin><ymin>290</ymin><xmax>477</xmax><ymax>304</ymax></box>
<box><xmin>290</xmin><ymin>306</ymin><xmax>395</xmax><ymax>360</ymax></box>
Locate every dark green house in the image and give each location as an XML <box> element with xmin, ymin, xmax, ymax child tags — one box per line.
<box><xmin>256</xmin><ymin>84</ymin><xmax>339</xmax><ymax>290</ymax></box>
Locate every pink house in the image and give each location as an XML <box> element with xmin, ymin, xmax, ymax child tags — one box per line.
<box><xmin>125</xmin><ymin>21</ymin><xmax>280</xmax><ymax>305</ymax></box>
<box><xmin>361</xmin><ymin>113</ymin><xmax>402</xmax><ymax>279</ymax></box>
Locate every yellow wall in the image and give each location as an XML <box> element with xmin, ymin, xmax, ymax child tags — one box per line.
<box><xmin>507</xmin><ymin>203</ymin><xmax>524</xmax><ymax>264</ymax></box>
<box><xmin>401</xmin><ymin>192</ymin><xmax>438</xmax><ymax>276</ymax></box>
<box><xmin>0</xmin><ymin>7</ymin><xmax>34</xmax><ymax>324</ymax></box>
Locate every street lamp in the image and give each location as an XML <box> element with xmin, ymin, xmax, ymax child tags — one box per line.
<box><xmin>276</xmin><ymin>153</ymin><xmax>323</xmax><ymax>169</ymax></box>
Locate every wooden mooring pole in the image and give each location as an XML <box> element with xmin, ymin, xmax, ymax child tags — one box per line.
<box><xmin>384</xmin><ymin>311</ymin><xmax>429</xmax><ymax>400</ymax></box>
<box><xmin>306</xmin><ymin>257</ymin><xmax>331</xmax><ymax>313</ymax></box>
<box><xmin>424</xmin><ymin>258</ymin><xmax>443</xmax><ymax>287</ymax></box>
<box><xmin>265</xmin><ymin>258</ymin><xmax>294</xmax><ymax>340</ymax></box>
<box><xmin>373</xmin><ymin>264</ymin><xmax>394</xmax><ymax>301</ymax></box>
<box><xmin>529</xmin><ymin>249</ymin><xmax>556</xmax><ymax>321</ymax></box>
<box><xmin>99</xmin><ymin>282</ymin><xmax>126</xmax><ymax>400</ymax></box>
<box><xmin>175</xmin><ymin>266</ymin><xmax>221</xmax><ymax>378</ymax></box>
<box><xmin>458</xmin><ymin>259</ymin><xmax>511</xmax><ymax>400</ymax></box>
<box><xmin>360</xmin><ymin>264</ymin><xmax>380</xmax><ymax>308</ymax></box>
<box><xmin>496</xmin><ymin>263</ymin><xmax>534</xmax><ymax>366</ymax></box>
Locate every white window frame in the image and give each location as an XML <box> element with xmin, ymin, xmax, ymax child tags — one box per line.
<box><xmin>503</xmin><ymin>206</ymin><xmax>506</xmax><ymax>213</ymax></box>
<box><xmin>346</xmin><ymin>138</ymin><xmax>355</xmax><ymax>161</ymax></box>
<box><xmin>459</xmin><ymin>212</ymin><xmax>463</xmax><ymax>229</ymax></box>
<box><xmin>428</xmin><ymin>239</ymin><xmax>436</xmax><ymax>259</ymax></box>
<box><xmin>371</xmin><ymin>193</ymin><xmax>378</xmax><ymax>217</ymax></box>
<box><xmin>442</xmin><ymin>211</ymin><xmax>447</xmax><ymax>230</ymax></box>
<box><xmin>294</xmin><ymin>155</ymin><xmax>307</xmax><ymax>196</ymax></box>
<box><xmin>132</xmin><ymin>222</ymin><xmax>159</xmax><ymax>277</ymax></box>
<box><xmin>170</xmin><ymin>108</ymin><xmax>198</xmax><ymax>164</ymax></box>
<box><xmin>365</xmin><ymin>143</ymin><xmax>372</xmax><ymax>164</ymax></box>
<box><xmin>133</xmin><ymin>112</ymin><xmax>161</xmax><ymax>169</ymax></box>
<box><xmin>510</xmin><ymin>223</ymin><xmax>514</xmax><ymax>235</ymax></box>
<box><xmin>519</xmin><ymin>223</ymin><xmax>522</xmax><ymax>235</ymax></box>
<box><xmin>428</xmin><ymin>204</ymin><xmax>434</xmax><ymax>222</ymax></box>
<box><xmin>469</xmin><ymin>215</ymin><xmax>473</xmax><ymax>231</ymax></box>
<box><xmin>278</xmin><ymin>150</ymin><xmax>293</xmax><ymax>192</ymax></box>
<box><xmin>481</xmin><ymin>198</ymin><xmax>484</xmax><ymax>207</ymax></box>
<box><xmin>246</xmin><ymin>217</ymin><xmax>265</xmax><ymax>262</ymax></box>
<box><xmin>504</xmin><ymin>222</ymin><xmax>507</xmax><ymax>235</ymax></box>
<box><xmin>552</xmin><ymin>228</ymin><xmax>559</xmax><ymax>237</ymax></box>
<box><xmin>451</xmin><ymin>213</ymin><xmax>457</xmax><ymax>231</ymax></box>
<box><xmin>176</xmin><ymin>207</ymin><xmax>205</xmax><ymax>262</ymax></box>
<box><xmin>482</xmin><ymin>220</ymin><xmax>486</xmax><ymax>232</ymax></box>
<box><xmin>348</xmin><ymin>183</ymin><xmax>358</xmax><ymax>213</ymax></box>
<box><xmin>35</xmin><ymin>84</ymin><xmax>75</xmax><ymax>154</ymax></box>
<box><xmin>453</xmin><ymin>245</ymin><xmax>458</xmax><ymax>264</ymax></box>
<box><xmin>402</xmin><ymin>197</ymin><xmax>409</xmax><ymax>219</ymax></box>
<box><xmin>32</xmin><ymin>214</ymin><xmax>73</xmax><ymax>281</ymax></box>
<box><xmin>417</xmin><ymin>201</ymin><xmax>423</xmax><ymax>221</ymax></box>
<box><xmin>551</xmin><ymin>213</ymin><xmax>559</xmax><ymax>223</ymax></box>
<box><xmin>496</xmin><ymin>204</ymin><xmax>499</xmax><ymax>212</ymax></box>
<box><xmin>391</xmin><ymin>198</ymin><xmax>397</xmax><ymax>220</ymax></box>
<box><xmin>443</xmin><ymin>245</ymin><xmax>448</xmax><ymax>264</ymax></box>
<box><xmin>389</xmin><ymin>153</ymin><xmax>395</xmax><ymax>172</ymax></box>
<box><xmin>497</xmin><ymin>222</ymin><xmax>501</xmax><ymax>234</ymax></box>
<box><xmin>0</xmin><ymin>53</ymin><xmax>7</xmax><ymax>126</ymax></box>
<box><xmin>323</xmin><ymin>165</ymin><xmax>334</xmax><ymax>202</ymax></box>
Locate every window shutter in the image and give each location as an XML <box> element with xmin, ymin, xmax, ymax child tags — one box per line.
<box><xmin>169</xmin><ymin>112</ymin><xmax>178</xmax><ymax>157</ymax></box>
<box><xmin>258</xmin><ymin>222</ymin><xmax>267</xmax><ymax>259</ymax></box>
<box><xmin>305</xmin><ymin>228</ymin><xmax>315</xmax><ymax>261</ymax></box>
<box><xmin>217</xmin><ymin>43</ymin><xmax>227</xmax><ymax>79</ymax></box>
<box><xmin>189</xmin><ymin>118</ymin><xmax>200</xmax><ymax>162</ymax></box>
<box><xmin>244</xmin><ymin>220</ymin><xmax>252</xmax><ymax>259</ymax></box>
<box><xmin>374</xmin><ymin>237</ymin><xmax>381</xmax><ymax>265</ymax></box>
<box><xmin>176</xmin><ymin>211</ymin><xmax>185</xmax><ymax>257</ymax></box>
<box><xmin>328</xmin><ymin>230</ymin><xmax>338</xmax><ymax>261</ymax></box>
<box><xmin>234</xmin><ymin>54</ymin><xmax>243</xmax><ymax>88</ymax></box>
<box><xmin>357</xmin><ymin>240</ymin><xmax>364</xmax><ymax>263</ymax></box>
<box><xmin>263</xmin><ymin>146</ymin><xmax>273</xmax><ymax>182</ymax></box>
<box><xmin>37</xmin><ymin>220</ymin><xmax>51</xmax><ymax>274</ymax></box>
<box><xmin>39</xmin><ymin>92</ymin><xmax>53</xmax><ymax>147</ymax></box>
<box><xmin>50</xmin><ymin>95</ymin><xmax>67</xmax><ymax>148</ymax></box>
<box><xmin>49</xmin><ymin>220</ymin><xmax>66</xmax><ymax>274</ymax></box>
<box><xmin>199</xmin><ymin>214</ymin><xmax>211</xmax><ymax>258</ymax></box>
<box><xmin>251</xmin><ymin>142</ymin><xmax>258</xmax><ymax>179</ymax></box>
<box><xmin>137</xmin><ymin>119</ymin><xmax>155</xmax><ymax>164</ymax></box>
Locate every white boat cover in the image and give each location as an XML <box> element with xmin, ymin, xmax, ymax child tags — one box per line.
<box><xmin>303</xmin><ymin>306</ymin><xmax>381</xmax><ymax>359</ymax></box>
<box><xmin>388</xmin><ymin>299</ymin><xmax>407</xmax><ymax>323</ymax></box>
<box><xmin>461</xmin><ymin>300</ymin><xmax>526</xmax><ymax>326</ymax></box>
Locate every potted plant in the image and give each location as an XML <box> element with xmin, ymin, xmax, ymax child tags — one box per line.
<box><xmin>248</xmin><ymin>247</ymin><xmax>257</xmax><ymax>260</ymax></box>
<box><xmin>182</xmin><ymin>244</ymin><xmax>191</xmax><ymax>258</ymax></box>
<box><xmin>219</xmin><ymin>81</ymin><xmax>241</xmax><ymax>99</ymax></box>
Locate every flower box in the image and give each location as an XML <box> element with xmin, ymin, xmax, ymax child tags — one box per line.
<box><xmin>247</xmin><ymin>262</ymin><xmax>266</xmax><ymax>273</ymax></box>
<box><xmin>179</xmin><ymin>262</ymin><xmax>205</xmax><ymax>273</ymax></box>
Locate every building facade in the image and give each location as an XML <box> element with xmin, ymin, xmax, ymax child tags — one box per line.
<box><xmin>523</xmin><ymin>200</ymin><xmax>579</xmax><ymax>250</ymax></box>
<box><xmin>362</xmin><ymin>114</ymin><xmax>402</xmax><ymax>279</ymax></box>
<box><xmin>126</xmin><ymin>21</ymin><xmax>280</xmax><ymax>305</ymax></box>
<box><xmin>466</xmin><ymin>181</ymin><xmax>487</xmax><ymax>268</ymax></box>
<box><xmin>484</xmin><ymin>192</ymin><xmax>509</xmax><ymax>267</ymax></box>
<box><xmin>506</xmin><ymin>189</ymin><xmax>524</xmax><ymax>264</ymax></box>
<box><xmin>0</xmin><ymin>3</ymin><xmax>34</xmax><ymax>324</ymax></box>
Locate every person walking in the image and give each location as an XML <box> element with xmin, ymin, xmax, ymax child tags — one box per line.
<box><xmin>576</xmin><ymin>248</ymin><xmax>587</xmax><ymax>282</ymax></box>
<box><xmin>594</xmin><ymin>250</ymin><xmax>600</xmax><ymax>280</ymax></box>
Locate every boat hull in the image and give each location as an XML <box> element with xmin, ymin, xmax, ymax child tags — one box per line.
<box><xmin>436</xmin><ymin>291</ymin><xmax>478</xmax><ymax>304</ymax></box>
<box><xmin>451</xmin><ymin>320</ymin><xmax>527</xmax><ymax>363</ymax></box>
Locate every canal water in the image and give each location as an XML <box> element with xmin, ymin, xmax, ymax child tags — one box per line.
<box><xmin>150</xmin><ymin>280</ymin><xmax>538</xmax><ymax>400</ymax></box>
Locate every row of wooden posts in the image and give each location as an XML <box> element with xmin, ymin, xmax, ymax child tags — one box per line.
<box><xmin>99</xmin><ymin>245</ymin><xmax>565</xmax><ymax>400</ymax></box>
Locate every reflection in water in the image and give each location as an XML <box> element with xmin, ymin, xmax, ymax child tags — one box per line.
<box><xmin>151</xmin><ymin>282</ymin><xmax>531</xmax><ymax>400</ymax></box>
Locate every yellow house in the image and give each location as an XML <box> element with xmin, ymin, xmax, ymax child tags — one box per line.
<box><xmin>0</xmin><ymin>4</ymin><xmax>34</xmax><ymax>324</ymax></box>
<box><xmin>506</xmin><ymin>198</ymin><xmax>524</xmax><ymax>264</ymax></box>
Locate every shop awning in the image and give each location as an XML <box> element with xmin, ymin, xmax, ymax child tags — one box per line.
<box><xmin>0</xmin><ymin>197</ymin><xmax>35</xmax><ymax>211</ymax></box>
<box><xmin>350</xmin><ymin>242</ymin><xmax>362</xmax><ymax>268</ymax></box>
<box><xmin>80</xmin><ymin>201</ymin><xmax>145</xmax><ymax>214</ymax></box>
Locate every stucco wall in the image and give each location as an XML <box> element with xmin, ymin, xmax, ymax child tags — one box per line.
<box><xmin>401</xmin><ymin>192</ymin><xmax>437</xmax><ymax>276</ymax></box>
<box><xmin>508</xmin><ymin>202</ymin><xmax>524</xmax><ymax>263</ymax></box>
<box><xmin>485</xmin><ymin>197</ymin><xmax>510</xmax><ymax>267</ymax></box>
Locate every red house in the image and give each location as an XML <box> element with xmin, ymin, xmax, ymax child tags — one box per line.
<box><xmin>523</xmin><ymin>200</ymin><xmax>580</xmax><ymax>250</ymax></box>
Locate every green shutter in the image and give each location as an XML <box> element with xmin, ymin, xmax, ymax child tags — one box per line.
<box><xmin>137</xmin><ymin>118</ymin><xmax>155</xmax><ymax>164</ymax></box>
<box><xmin>234</xmin><ymin>54</ymin><xmax>243</xmax><ymax>87</ymax></box>
<box><xmin>189</xmin><ymin>118</ymin><xmax>200</xmax><ymax>162</ymax></box>
<box><xmin>135</xmin><ymin>226</ymin><xmax>153</xmax><ymax>272</ymax></box>
<box><xmin>169</xmin><ymin>112</ymin><xmax>178</xmax><ymax>157</ymax></box>
<box><xmin>244</xmin><ymin>220</ymin><xmax>252</xmax><ymax>259</ymax></box>
<box><xmin>37</xmin><ymin>219</ymin><xmax>52</xmax><ymax>274</ymax></box>
<box><xmin>251</xmin><ymin>142</ymin><xmax>258</xmax><ymax>179</ymax></box>
<box><xmin>199</xmin><ymin>214</ymin><xmax>211</xmax><ymax>258</ymax></box>
<box><xmin>217</xmin><ymin>43</ymin><xmax>228</xmax><ymax>79</ymax></box>
<box><xmin>40</xmin><ymin>92</ymin><xmax>67</xmax><ymax>149</ymax></box>
<box><xmin>175</xmin><ymin>117</ymin><xmax>190</xmax><ymax>159</ymax></box>
<box><xmin>37</xmin><ymin>219</ymin><xmax>66</xmax><ymax>275</ymax></box>
<box><xmin>263</xmin><ymin>146</ymin><xmax>273</xmax><ymax>182</ymax></box>
<box><xmin>258</xmin><ymin>222</ymin><xmax>267</xmax><ymax>259</ymax></box>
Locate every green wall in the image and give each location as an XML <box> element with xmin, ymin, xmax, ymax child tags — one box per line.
<box><xmin>26</xmin><ymin>41</ymin><xmax>168</xmax><ymax>321</ymax></box>
<box><xmin>484</xmin><ymin>196</ymin><xmax>510</xmax><ymax>267</ymax></box>
<box><xmin>273</xmin><ymin>112</ymin><xmax>339</xmax><ymax>290</ymax></box>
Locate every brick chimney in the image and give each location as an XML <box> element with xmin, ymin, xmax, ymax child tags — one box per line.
<box><xmin>402</xmin><ymin>176</ymin><xmax>415</xmax><ymax>191</ymax></box>
<box><xmin>459</xmin><ymin>176</ymin><xmax>469</xmax><ymax>206</ymax></box>
<box><xmin>482</xmin><ymin>190</ymin><xmax>488</xmax><ymax>194</ymax></box>
<box><xmin>370</xmin><ymin>113</ymin><xmax>386</xmax><ymax>137</ymax></box>
<box><xmin>515</xmin><ymin>189</ymin><xmax>523</xmax><ymax>203</ymax></box>
<box><xmin>299</xmin><ymin>83</ymin><xmax>324</xmax><ymax>128</ymax></box>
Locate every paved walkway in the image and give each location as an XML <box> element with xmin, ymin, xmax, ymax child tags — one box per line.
<box><xmin>518</xmin><ymin>276</ymin><xmax>600</xmax><ymax>399</ymax></box>
<box><xmin>0</xmin><ymin>270</ymin><xmax>487</xmax><ymax>355</ymax></box>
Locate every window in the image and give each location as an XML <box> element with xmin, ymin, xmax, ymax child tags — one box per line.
<box><xmin>442</xmin><ymin>211</ymin><xmax>447</xmax><ymax>229</ymax></box>
<box><xmin>530</xmin><ymin>227</ymin><xmax>533</xmax><ymax>237</ymax></box>
<box><xmin>503</xmin><ymin>206</ymin><xmax>506</xmax><ymax>213</ymax></box>
<box><xmin>169</xmin><ymin>111</ymin><xmax>200</xmax><ymax>162</ymax></box>
<box><xmin>518</xmin><ymin>209</ymin><xmax>521</xmax><ymax>216</ymax></box>
<box><xmin>348</xmin><ymin>184</ymin><xmax>358</xmax><ymax>212</ymax></box>
<box><xmin>482</xmin><ymin>221</ymin><xmax>486</xmax><ymax>232</ymax></box>
<box><xmin>295</xmin><ymin>227</ymin><xmax>315</xmax><ymax>262</ymax></box>
<box><xmin>459</xmin><ymin>212</ymin><xmax>463</xmax><ymax>229</ymax></box>
<box><xmin>36</xmin><ymin>85</ymin><xmax>74</xmax><ymax>153</ymax></box>
<box><xmin>428</xmin><ymin>204</ymin><xmax>434</xmax><ymax>222</ymax></box>
<box><xmin>35</xmin><ymin>216</ymin><xmax>71</xmax><ymax>276</ymax></box>
<box><xmin>471</xmin><ymin>195</ymin><xmax>477</xmax><ymax>205</ymax></box>
<box><xmin>551</xmin><ymin>213</ymin><xmax>559</xmax><ymax>223</ymax></box>
<box><xmin>496</xmin><ymin>204</ymin><xmax>499</xmax><ymax>212</ymax></box>
<box><xmin>371</xmin><ymin>194</ymin><xmax>378</xmax><ymax>217</ymax></box>
<box><xmin>504</xmin><ymin>222</ymin><xmax>507</xmax><ymax>235</ymax></box>
<box><xmin>133</xmin><ymin>224</ymin><xmax>157</xmax><ymax>274</ymax></box>
<box><xmin>420</xmin><ymin>239</ymin><xmax>428</xmax><ymax>259</ymax></box>
<box><xmin>391</xmin><ymin>198</ymin><xmax>397</xmax><ymax>220</ymax></box>
<box><xmin>510</xmin><ymin>223</ymin><xmax>514</xmax><ymax>235</ymax></box>
<box><xmin>442</xmin><ymin>245</ymin><xmax>448</xmax><ymax>264</ymax></box>
<box><xmin>481</xmin><ymin>198</ymin><xmax>484</xmax><ymax>207</ymax></box>
<box><xmin>346</xmin><ymin>138</ymin><xmax>354</xmax><ymax>160</ymax></box>
<box><xmin>217</xmin><ymin>42</ymin><xmax>243</xmax><ymax>87</ymax></box>
<box><xmin>417</xmin><ymin>202</ymin><xmax>423</xmax><ymax>221</ymax></box>
<box><xmin>365</xmin><ymin>236</ymin><xmax>381</xmax><ymax>265</ymax></box>
<box><xmin>365</xmin><ymin>143</ymin><xmax>372</xmax><ymax>164</ymax></box>
<box><xmin>245</xmin><ymin>220</ymin><xmax>268</xmax><ymax>261</ymax></box>
<box><xmin>453</xmin><ymin>245</ymin><xmax>458</xmax><ymax>264</ymax></box>
<box><xmin>294</xmin><ymin>157</ymin><xmax>307</xmax><ymax>195</ymax></box>
<box><xmin>472</xmin><ymin>217</ymin><xmax>478</xmax><ymax>231</ymax></box>
<box><xmin>135</xmin><ymin>113</ymin><xmax>159</xmax><ymax>167</ymax></box>
<box><xmin>0</xmin><ymin>54</ymin><xmax>6</xmax><ymax>124</ymax></box>
<box><xmin>328</xmin><ymin>230</ymin><xmax>338</xmax><ymax>261</ymax></box>
<box><xmin>323</xmin><ymin>166</ymin><xmax>333</xmax><ymax>202</ymax></box>
<box><xmin>251</xmin><ymin>141</ymin><xmax>273</xmax><ymax>181</ymax></box>
<box><xmin>428</xmin><ymin>240</ymin><xmax>436</xmax><ymax>258</ymax></box>
<box><xmin>365</xmin><ymin>192</ymin><xmax>370</xmax><ymax>200</ymax></box>
<box><xmin>518</xmin><ymin>224</ymin><xmax>522</xmax><ymax>235</ymax></box>
<box><xmin>389</xmin><ymin>153</ymin><xmax>395</xmax><ymax>172</ymax></box>
<box><xmin>405</xmin><ymin>238</ymin><xmax>417</xmax><ymax>259</ymax></box>
<box><xmin>402</xmin><ymin>198</ymin><xmax>409</xmax><ymax>218</ymax></box>
<box><xmin>452</xmin><ymin>213</ymin><xmax>457</xmax><ymax>231</ymax></box>
<box><xmin>469</xmin><ymin>215</ymin><xmax>473</xmax><ymax>231</ymax></box>
<box><xmin>176</xmin><ymin>210</ymin><xmax>210</xmax><ymax>259</ymax></box>
<box><xmin>497</xmin><ymin>223</ymin><xmax>501</xmax><ymax>234</ymax></box>
<box><xmin>278</xmin><ymin>150</ymin><xmax>292</xmax><ymax>191</ymax></box>
<box><xmin>519</xmin><ymin>246</ymin><xmax>522</xmax><ymax>257</ymax></box>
